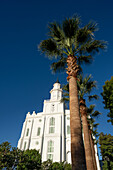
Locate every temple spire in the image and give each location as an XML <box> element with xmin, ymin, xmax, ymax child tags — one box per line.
<box><xmin>56</xmin><ymin>78</ymin><xmax>60</xmax><ymax>84</ymax></box>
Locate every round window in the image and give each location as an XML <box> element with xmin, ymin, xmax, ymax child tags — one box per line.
<box><xmin>36</xmin><ymin>141</ymin><xmax>39</xmax><ymax>145</ymax></box>
<box><xmin>67</xmin><ymin>117</ymin><xmax>70</xmax><ymax>120</ymax></box>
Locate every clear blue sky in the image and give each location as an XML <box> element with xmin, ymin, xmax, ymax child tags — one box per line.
<box><xmin>0</xmin><ymin>0</ymin><xmax>113</xmax><ymax>158</ymax></box>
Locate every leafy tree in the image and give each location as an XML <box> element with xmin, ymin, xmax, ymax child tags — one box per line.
<box><xmin>51</xmin><ymin>161</ymin><xmax>72</xmax><ymax>170</ymax></box>
<box><xmin>101</xmin><ymin>76</ymin><xmax>113</xmax><ymax>125</ymax></box>
<box><xmin>99</xmin><ymin>133</ymin><xmax>113</xmax><ymax>170</ymax></box>
<box><xmin>39</xmin><ymin>15</ymin><xmax>106</xmax><ymax>170</ymax></box>
<box><xmin>17</xmin><ymin>149</ymin><xmax>41</xmax><ymax>169</ymax></box>
<box><xmin>63</xmin><ymin>162</ymin><xmax>72</xmax><ymax>170</ymax></box>
<box><xmin>0</xmin><ymin>142</ymin><xmax>42</xmax><ymax>169</ymax></box>
<box><xmin>41</xmin><ymin>159</ymin><xmax>53</xmax><ymax>170</ymax></box>
<box><xmin>0</xmin><ymin>141</ymin><xmax>15</xmax><ymax>169</ymax></box>
<box><xmin>51</xmin><ymin>162</ymin><xmax>64</xmax><ymax>170</ymax></box>
<box><xmin>42</xmin><ymin>160</ymin><xmax>72</xmax><ymax>170</ymax></box>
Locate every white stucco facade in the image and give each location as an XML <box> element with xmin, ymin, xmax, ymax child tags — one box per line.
<box><xmin>17</xmin><ymin>81</ymin><xmax>100</xmax><ymax>169</ymax></box>
<box><xmin>17</xmin><ymin>81</ymin><xmax>71</xmax><ymax>163</ymax></box>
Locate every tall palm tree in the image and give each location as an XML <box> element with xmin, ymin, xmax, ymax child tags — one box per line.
<box><xmin>78</xmin><ymin>75</ymin><xmax>98</xmax><ymax>170</ymax></box>
<box><xmin>87</xmin><ymin>105</ymin><xmax>101</xmax><ymax>170</ymax></box>
<box><xmin>63</xmin><ymin>75</ymin><xmax>100</xmax><ymax>170</ymax></box>
<box><xmin>39</xmin><ymin>16</ymin><xmax>106</xmax><ymax>170</ymax></box>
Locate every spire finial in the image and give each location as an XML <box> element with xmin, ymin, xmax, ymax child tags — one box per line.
<box><xmin>56</xmin><ymin>78</ymin><xmax>60</xmax><ymax>83</ymax></box>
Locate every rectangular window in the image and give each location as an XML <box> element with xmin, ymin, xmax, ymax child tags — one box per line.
<box><xmin>26</xmin><ymin>128</ymin><xmax>29</xmax><ymax>136</ymax></box>
<box><xmin>47</xmin><ymin>154</ymin><xmax>53</xmax><ymax>160</ymax></box>
<box><xmin>48</xmin><ymin>145</ymin><xmax>54</xmax><ymax>152</ymax></box>
<box><xmin>37</xmin><ymin>127</ymin><xmax>41</xmax><ymax>136</ymax></box>
<box><xmin>49</xmin><ymin>117</ymin><xmax>55</xmax><ymax>134</ymax></box>
<box><xmin>67</xmin><ymin>125</ymin><xmax>70</xmax><ymax>135</ymax></box>
<box><xmin>47</xmin><ymin>140</ymin><xmax>54</xmax><ymax>160</ymax></box>
<box><xmin>49</xmin><ymin>127</ymin><xmax>55</xmax><ymax>134</ymax></box>
<box><xmin>24</xmin><ymin>142</ymin><xmax>27</xmax><ymax>150</ymax></box>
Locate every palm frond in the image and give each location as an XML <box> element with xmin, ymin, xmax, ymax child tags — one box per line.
<box><xmin>63</xmin><ymin>92</ymin><xmax>69</xmax><ymax>97</ymax></box>
<box><xmin>78</xmin><ymin>55</ymin><xmax>93</xmax><ymax>65</ymax></box>
<box><xmin>77</xmin><ymin>74</ymin><xmax>97</xmax><ymax>99</ymax></box>
<box><xmin>48</xmin><ymin>22</ymin><xmax>64</xmax><ymax>41</ymax></box>
<box><xmin>93</xmin><ymin>123</ymin><xmax>99</xmax><ymax>128</ymax></box>
<box><xmin>91</xmin><ymin>110</ymin><xmax>101</xmax><ymax>117</ymax></box>
<box><xmin>62</xmin><ymin>97</ymin><xmax>69</xmax><ymax>102</ymax></box>
<box><xmin>38</xmin><ymin>39</ymin><xmax>61</xmax><ymax>58</ymax></box>
<box><xmin>62</xmin><ymin>16</ymin><xmax>80</xmax><ymax>38</ymax></box>
<box><xmin>86</xmin><ymin>21</ymin><xmax>98</xmax><ymax>33</ymax></box>
<box><xmin>75</xmin><ymin>21</ymin><xmax>97</xmax><ymax>45</ymax></box>
<box><xmin>62</xmin><ymin>83</ymin><xmax>69</xmax><ymax>91</ymax></box>
<box><xmin>86</xmin><ymin>40</ymin><xmax>107</xmax><ymax>54</ymax></box>
<box><xmin>88</xmin><ymin>95</ymin><xmax>99</xmax><ymax>101</ymax></box>
<box><xmin>48</xmin><ymin>22</ymin><xmax>70</xmax><ymax>51</ymax></box>
<box><xmin>87</xmin><ymin>105</ymin><xmax>95</xmax><ymax>114</ymax></box>
<box><xmin>50</xmin><ymin>57</ymin><xmax>67</xmax><ymax>73</ymax></box>
<box><xmin>76</xmin><ymin>27</ymin><xmax>91</xmax><ymax>44</ymax></box>
<box><xmin>39</xmin><ymin>15</ymin><xmax>107</xmax><ymax>76</ymax></box>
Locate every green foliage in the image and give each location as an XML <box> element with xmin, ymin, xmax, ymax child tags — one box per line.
<box><xmin>62</xmin><ymin>74</ymin><xmax>98</xmax><ymax>106</ymax></box>
<box><xmin>63</xmin><ymin>162</ymin><xmax>72</xmax><ymax>170</ymax></box>
<box><xmin>0</xmin><ymin>141</ymin><xmax>15</xmax><ymax>169</ymax></box>
<box><xmin>99</xmin><ymin>133</ymin><xmax>113</xmax><ymax>169</ymax></box>
<box><xmin>101</xmin><ymin>76</ymin><xmax>113</xmax><ymax>125</ymax></box>
<box><xmin>62</xmin><ymin>74</ymin><xmax>98</xmax><ymax>101</ymax></box>
<box><xmin>62</xmin><ymin>75</ymin><xmax>101</xmax><ymax>139</ymax></box>
<box><xmin>39</xmin><ymin>15</ymin><xmax>106</xmax><ymax>73</ymax></box>
<box><xmin>51</xmin><ymin>161</ymin><xmax>72</xmax><ymax>170</ymax></box>
<box><xmin>51</xmin><ymin>56</ymin><xmax>67</xmax><ymax>73</ymax></box>
<box><xmin>41</xmin><ymin>159</ymin><xmax>53</xmax><ymax>169</ymax></box>
<box><xmin>77</xmin><ymin>74</ymin><xmax>97</xmax><ymax>100</ymax></box>
<box><xmin>17</xmin><ymin>149</ymin><xmax>41</xmax><ymax>169</ymax></box>
<box><xmin>52</xmin><ymin>162</ymin><xmax>64</xmax><ymax>170</ymax></box>
<box><xmin>0</xmin><ymin>142</ymin><xmax>71</xmax><ymax>170</ymax></box>
<box><xmin>0</xmin><ymin>142</ymin><xmax>42</xmax><ymax>169</ymax></box>
<box><xmin>41</xmin><ymin>160</ymin><xmax>72</xmax><ymax>170</ymax></box>
<box><xmin>87</xmin><ymin>105</ymin><xmax>101</xmax><ymax>139</ymax></box>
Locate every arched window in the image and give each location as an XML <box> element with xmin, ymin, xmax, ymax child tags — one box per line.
<box><xmin>37</xmin><ymin>127</ymin><xmax>41</xmax><ymax>136</ymax></box>
<box><xmin>47</xmin><ymin>140</ymin><xmax>54</xmax><ymax>160</ymax></box>
<box><xmin>67</xmin><ymin>125</ymin><xmax>70</xmax><ymax>135</ymax></box>
<box><xmin>49</xmin><ymin>117</ymin><xmax>55</xmax><ymax>133</ymax></box>
<box><xmin>26</xmin><ymin>128</ymin><xmax>29</xmax><ymax>136</ymax></box>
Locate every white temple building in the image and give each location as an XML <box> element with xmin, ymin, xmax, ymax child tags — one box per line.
<box><xmin>17</xmin><ymin>81</ymin><xmax>100</xmax><ymax>169</ymax></box>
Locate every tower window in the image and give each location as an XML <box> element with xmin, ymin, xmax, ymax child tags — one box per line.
<box><xmin>67</xmin><ymin>125</ymin><xmax>70</xmax><ymax>135</ymax></box>
<box><xmin>58</xmin><ymin>92</ymin><xmax>60</xmax><ymax>98</ymax></box>
<box><xmin>49</xmin><ymin>117</ymin><xmax>55</xmax><ymax>134</ymax></box>
<box><xmin>26</xmin><ymin>128</ymin><xmax>29</xmax><ymax>136</ymax></box>
<box><xmin>47</xmin><ymin>140</ymin><xmax>54</xmax><ymax>160</ymax></box>
<box><xmin>37</xmin><ymin>127</ymin><xmax>41</xmax><ymax>136</ymax></box>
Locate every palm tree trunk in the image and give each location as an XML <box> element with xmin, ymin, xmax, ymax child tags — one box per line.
<box><xmin>69</xmin><ymin>77</ymin><xmax>86</xmax><ymax>170</ymax></box>
<box><xmin>80</xmin><ymin>99</ymin><xmax>94</xmax><ymax>170</ymax></box>
<box><xmin>89</xmin><ymin>129</ymin><xmax>97</xmax><ymax>170</ymax></box>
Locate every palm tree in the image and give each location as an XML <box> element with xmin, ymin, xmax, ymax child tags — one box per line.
<box><xmin>87</xmin><ymin>105</ymin><xmax>101</xmax><ymax>170</ymax></box>
<box><xmin>63</xmin><ymin>75</ymin><xmax>100</xmax><ymax>170</ymax></box>
<box><xmin>78</xmin><ymin>75</ymin><xmax>98</xmax><ymax>170</ymax></box>
<box><xmin>39</xmin><ymin>15</ymin><xmax>106</xmax><ymax>170</ymax></box>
